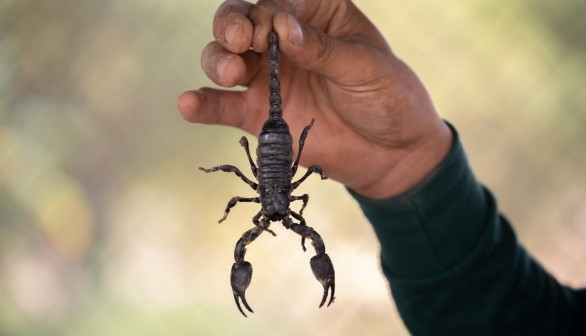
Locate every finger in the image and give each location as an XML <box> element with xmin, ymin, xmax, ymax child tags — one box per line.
<box><xmin>273</xmin><ymin>12</ymin><xmax>381</xmax><ymax>84</ymax></box>
<box><xmin>201</xmin><ymin>41</ymin><xmax>246</xmax><ymax>88</ymax></box>
<box><xmin>249</xmin><ymin>4</ymin><xmax>273</xmax><ymax>52</ymax></box>
<box><xmin>213</xmin><ymin>0</ymin><xmax>254</xmax><ymax>54</ymax></box>
<box><xmin>201</xmin><ymin>42</ymin><xmax>263</xmax><ymax>88</ymax></box>
<box><xmin>177</xmin><ymin>88</ymin><xmax>263</xmax><ymax>135</ymax></box>
<box><xmin>249</xmin><ymin>0</ymin><xmax>316</xmax><ymax>53</ymax></box>
<box><xmin>178</xmin><ymin>88</ymin><xmax>249</xmax><ymax>129</ymax></box>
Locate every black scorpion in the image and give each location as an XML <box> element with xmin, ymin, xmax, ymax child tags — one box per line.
<box><xmin>199</xmin><ymin>32</ymin><xmax>335</xmax><ymax>317</ymax></box>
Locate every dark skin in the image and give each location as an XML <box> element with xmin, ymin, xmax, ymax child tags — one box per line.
<box><xmin>177</xmin><ymin>0</ymin><xmax>452</xmax><ymax>199</ymax></box>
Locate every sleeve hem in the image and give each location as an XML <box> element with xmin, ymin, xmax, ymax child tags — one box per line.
<box><xmin>348</xmin><ymin>122</ymin><xmax>490</xmax><ymax>278</ymax></box>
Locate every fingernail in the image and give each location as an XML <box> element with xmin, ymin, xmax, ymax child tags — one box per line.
<box><xmin>225</xmin><ymin>23</ymin><xmax>238</xmax><ymax>46</ymax></box>
<box><xmin>287</xmin><ymin>14</ymin><xmax>303</xmax><ymax>46</ymax></box>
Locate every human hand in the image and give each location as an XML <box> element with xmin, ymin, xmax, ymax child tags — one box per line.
<box><xmin>178</xmin><ymin>0</ymin><xmax>452</xmax><ymax>199</ymax></box>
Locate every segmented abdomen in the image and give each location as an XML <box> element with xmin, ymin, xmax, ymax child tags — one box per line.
<box><xmin>256</xmin><ymin>122</ymin><xmax>292</xmax><ymax>185</ymax></box>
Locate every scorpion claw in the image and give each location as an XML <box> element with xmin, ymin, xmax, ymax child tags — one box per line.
<box><xmin>233</xmin><ymin>293</ymin><xmax>254</xmax><ymax>318</ymax></box>
<box><xmin>231</xmin><ymin>261</ymin><xmax>254</xmax><ymax>317</ymax></box>
<box><xmin>310</xmin><ymin>253</ymin><xmax>336</xmax><ymax>308</ymax></box>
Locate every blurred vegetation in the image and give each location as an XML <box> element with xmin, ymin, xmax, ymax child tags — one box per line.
<box><xmin>1</xmin><ymin>1</ymin><xmax>585</xmax><ymax>335</ymax></box>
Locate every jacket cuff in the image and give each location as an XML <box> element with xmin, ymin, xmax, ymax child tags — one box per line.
<box><xmin>348</xmin><ymin>123</ymin><xmax>490</xmax><ymax>278</ymax></box>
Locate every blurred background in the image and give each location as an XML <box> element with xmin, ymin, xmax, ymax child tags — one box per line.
<box><xmin>1</xmin><ymin>0</ymin><xmax>585</xmax><ymax>335</ymax></box>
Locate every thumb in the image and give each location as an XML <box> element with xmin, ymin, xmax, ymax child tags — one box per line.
<box><xmin>272</xmin><ymin>12</ymin><xmax>380</xmax><ymax>84</ymax></box>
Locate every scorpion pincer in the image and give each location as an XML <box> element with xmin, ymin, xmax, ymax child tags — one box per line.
<box><xmin>199</xmin><ymin>32</ymin><xmax>335</xmax><ymax>317</ymax></box>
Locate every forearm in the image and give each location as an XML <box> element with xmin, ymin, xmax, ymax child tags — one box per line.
<box><xmin>349</xmin><ymin>123</ymin><xmax>582</xmax><ymax>335</ymax></box>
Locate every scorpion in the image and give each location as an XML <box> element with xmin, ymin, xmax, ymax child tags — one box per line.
<box><xmin>199</xmin><ymin>32</ymin><xmax>335</xmax><ymax>317</ymax></box>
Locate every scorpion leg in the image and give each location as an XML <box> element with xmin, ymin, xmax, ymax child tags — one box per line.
<box><xmin>199</xmin><ymin>165</ymin><xmax>258</xmax><ymax>191</ymax></box>
<box><xmin>283</xmin><ymin>215</ymin><xmax>336</xmax><ymax>308</ymax></box>
<box><xmin>291</xmin><ymin>194</ymin><xmax>309</xmax><ymax>215</ymax></box>
<box><xmin>239</xmin><ymin>136</ymin><xmax>258</xmax><ymax>177</ymax></box>
<box><xmin>217</xmin><ymin>196</ymin><xmax>259</xmax><ymax>223</ymax></box>
<box><xmin>292</xmin><ymin>119</ymin><xmax>315</xmax><ymax>177</ymax></box>
<box><xmin>232</xmin><ymin>219</ymin><xmax>270</xmax><ymax>317</ymax></box>
<box><xmin>292</xmin><ymin>165</ymin><xmax>327</xmax><ymax>190</ymax></box>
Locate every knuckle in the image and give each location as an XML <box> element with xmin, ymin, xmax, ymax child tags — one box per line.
<box><xmin>250</xmin><ymin>4</ymin><xmax>272</xmax><ymax>21</ymax></box>
<box><xmin>315</xmin><ymin>33</ymin><xmax>336</xmax><ymax>64</ymax></box>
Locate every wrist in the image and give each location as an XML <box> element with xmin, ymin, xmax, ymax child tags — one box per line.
<box><xmin>351</xmin><ymin>119</ymin><xmax>453</xmax><ymax>199</ymax></box>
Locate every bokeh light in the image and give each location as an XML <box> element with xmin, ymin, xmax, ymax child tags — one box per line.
<box><xmin>1</xmin><ymin>1</ymin><xmax>585</xmax><ymax>335</ymax></box>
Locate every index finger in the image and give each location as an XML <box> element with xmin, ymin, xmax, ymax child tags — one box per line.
<box><xmin>213</xmin><ymin>0</ymin><xmax>255</xmax><ymax>54</ymax></box>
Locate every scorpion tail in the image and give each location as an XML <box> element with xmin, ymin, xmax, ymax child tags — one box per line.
<box><xmin>268</xmin><ymin>31</ymin><xmax>282</xmax><ymax>119</ymax></box>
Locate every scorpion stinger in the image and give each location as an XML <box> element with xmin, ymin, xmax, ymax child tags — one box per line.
<box><xmin>199</xmin><ymin>31</ymin><xmax>335</xmax><ymax>317</ymax></box>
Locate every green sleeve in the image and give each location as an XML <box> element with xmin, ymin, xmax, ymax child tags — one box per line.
<box><xmin>349</xmin><ymin>124</ymin><xmax>585</xmax><ymax>335</ymax></box>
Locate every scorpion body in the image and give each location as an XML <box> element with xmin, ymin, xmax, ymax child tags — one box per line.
<box><xmin>199</xmin><ymin>32</ymin><xmax>335</xmax><ymax>317</ymax></box>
